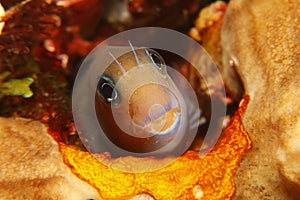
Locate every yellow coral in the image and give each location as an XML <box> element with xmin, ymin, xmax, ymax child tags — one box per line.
<box><xmin>59</xmin><ymin>96</ymin><xmax>252</xmax><ymax>199</ymax></box>
<box><xmin>0</xmin><ymin>72</ymin><xmax>34</xmax><ymax>98</ymax></box>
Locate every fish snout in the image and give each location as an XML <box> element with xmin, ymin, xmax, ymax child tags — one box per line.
<box><xmin>128</xmin><ymin>83</ymin><xmax>181</xmax><ymax>137</ymax></box>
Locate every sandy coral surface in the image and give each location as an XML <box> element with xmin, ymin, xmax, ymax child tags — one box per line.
<box><xmin>0</xmin><ymin>117</ymin><xmax>101</xmax><ymax>200</ymax></box>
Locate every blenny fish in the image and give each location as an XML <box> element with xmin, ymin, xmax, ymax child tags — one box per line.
<box><xmin>95</xmin><ymin>43</ymin><xmax>201</xmax><ymax>156</ymax></box>
<box><xmin>73</xmin><ymin>42</ymin><xmax>201</xmax><ymax>158</ymax></box>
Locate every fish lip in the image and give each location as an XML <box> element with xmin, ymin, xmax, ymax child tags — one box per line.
<box><xmin>129</xmin><ymin>85</ymin><xmax>182</xmax><ymax>137</ymax></box>
<box><xmin>132</xmin><ymin>105</ymin><xmax>181</xmax><ymax>136</ymax></box>
<box><xmin>147</xmin><ymin>108</ymin><xmax>181</xmax><ymax>135</ymax></box>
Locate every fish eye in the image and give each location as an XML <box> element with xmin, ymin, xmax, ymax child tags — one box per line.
<box><xmin>97</xmin><ymin>75</ymin><xmax>119</xmax><ymax>104</ymax></box>
<box><xmin>146</xmin><ymin>49</ymin><xmax>166</xmax><ymax>70</ymax></box>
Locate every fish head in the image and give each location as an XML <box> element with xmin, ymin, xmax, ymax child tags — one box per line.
<box><xmin>95</xmin><ymin>48</ymin><xmax>189</xmax><ymax>155</ymax></box>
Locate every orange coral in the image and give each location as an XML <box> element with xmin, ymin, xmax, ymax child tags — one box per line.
<box><xmin>59</xmin><ymin>96</ymin><xmax>251</xmax><ymax>199</ymax></box>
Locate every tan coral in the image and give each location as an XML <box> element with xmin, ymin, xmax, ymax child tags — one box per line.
<box><xmin>0</xmin><ymin>117</ymin><xmax>101</xmax><ymax>200</ymax></box>
<box><xmin>221</xmin><ymin>0</ymin><xmax>300</xmax><ymax>199</ymax></box>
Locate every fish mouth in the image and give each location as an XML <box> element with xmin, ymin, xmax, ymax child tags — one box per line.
<box><xmin>128</xmin><ymin>83</ymin><xmax>182</xmax><ymax>138</ymax></box>
<box><xmin>144</xmin><ymin>106</ymin><xmax>181</xmax><ymax>135</ymax></box>
<box><xmin>132</xmin><ymin>104</ymin><xmax>181</xmax><ymax>137</ymax></box>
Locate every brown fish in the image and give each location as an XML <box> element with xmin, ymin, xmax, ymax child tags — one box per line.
<box><xmin>93</xmin><ymin>45</ymin><xmax>200</xmax><ymax>156</ymax></box>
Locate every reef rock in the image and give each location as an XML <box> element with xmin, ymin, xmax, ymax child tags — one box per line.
<box><xmin>0</xmin><ymin>117</ymin><xmax>101</xmax><ymax>200</ymax></box>
<box><xmin>221</xmin><ymin>0</ymin><xmax>300</xmax><ymax>199</ymax></box>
